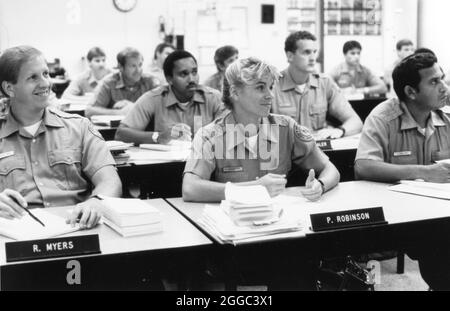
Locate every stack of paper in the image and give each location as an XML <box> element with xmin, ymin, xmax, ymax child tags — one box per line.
<box><xmin>101</xmin><ymin>197</ymin><xmax>163</xmax><ymax>237</ymax></box>
<box><xmin>105</xmin><ymin>141</ymin><xmax>132</xmax><ymax>165</ymax></box>
<box><xmin>198</xmin><ymin>204</ymin><xmax>304</xmax><ymax>245</ymax></box>
<box><xmin>222</xmin><ymin>184</ymin><xmax>278</xmax><ymax>226</ymax></box>
<box><xmin>0</xmin><ymin>209</ymin><xmax>80</xmax><ymax>241</ymax></box>
<box><xmin>389</xmin><ymin>180</ymin><xmax>450</xmax><ymax>200</ymax></box>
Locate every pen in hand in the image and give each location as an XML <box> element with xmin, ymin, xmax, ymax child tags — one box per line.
<box><xmin>11</xmin><ymin>195</ymin><xmax>45</xmax><ymax>227</ymax></box>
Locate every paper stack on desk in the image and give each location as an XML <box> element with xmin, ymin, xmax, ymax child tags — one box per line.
<box><xmin>389</xmin><ymin>180</ymin><xmax>450</xmax><ymax>200</ymax></box>
<box><xmin>0</xmin><ymin>209</ymin><xmax>80</xmax><ymax>241</ymax></box>
<box><xmin>101</xmin><ymin>197</ymin><xmax>163</xmax><ymax>237</ymax></box>
<box><xmin>223</xmin><ymin>184</ymin><xmax>279</xmax><ymax>226</ymax></box>
<box><xmin>105</xmin><ymin>141</ymin><xmax>132</xmax><ymax>165</ymax></box>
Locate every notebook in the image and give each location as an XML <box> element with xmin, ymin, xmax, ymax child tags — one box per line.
<box><xmin>103</xmin><ymin>218</ymin><xmax>163</xmax><ymax>237</ymax></box>
<box><xmin>0</xmin><ymin>209</ymin><xmax>80</xmax><ymax>241</ymax></box>
<box><xmin>101</xmin><ymin>197</ymin><xmax>162</xmax><ymax>227</ymax></box>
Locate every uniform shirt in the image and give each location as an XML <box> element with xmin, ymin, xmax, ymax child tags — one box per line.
<box><xmin>146</xmin><ymin>62</ymin><xmax>167</xmax><ymax>85</ymax></box>
<box><xmin>0</xmin><ymin>107</ymin><xmax>116</xmax><ymax>207</ymax></box>
<box><xmin>204</xmin><ymin>72</ymin><xmax>223</xmax><ymax>93</ymax></box>
<box><xmin>272</xmin><ymin>70</ymin><xmax>355</xmax><ymax>131</ymax></box>
<box><xmin>329</xmin><ymin>62</ymin><xmax>382</xmax><ymax>89</ymax></box>
<box><xmin>356</xmin><ymin>98</ymin><xmax>450</xmax><ymax>165</ymax></box>
<box><xmin>121</xmin><ymin>85</ymin><xmax>226</xmax><ymax>136</ymax></box>
<box><xmin>62</xmin><ymin>68</ymin><xmax>113</xmax><ymax>97</ymax></box>
<box><xmin>90</xmin><ymin>72</ymin><xmax>160</xmax><ymax>109</ymax></box>
<box><xmin>184</xmin><ymin>111</ymin><xmax>328</xmax><ymax>183</ymax></box>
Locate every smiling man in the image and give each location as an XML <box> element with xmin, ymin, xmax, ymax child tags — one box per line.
<box><xmin>0</xmin><ymin>46</ymin><xmax>122</xmax><ymax>228</ymax></box>
<box><xmin>115</xmin><ymin>50</ymin><xmax>225</xmax><ymax>144</ymax></box>
<box><xmin>85</xmin><ymin>47</ymin><xmax>160</xmax><ymax>118</ymax></box>
<box><xmin>272</xmin><ymin>31</ymin><xmax>362</xmax><ymax>140</ymax></box>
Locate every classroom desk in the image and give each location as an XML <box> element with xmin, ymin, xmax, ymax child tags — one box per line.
<box><xmin>166</xmin><ymin>181</ymin><xmax>450</xmax><ymax>287</ymax></box>
<box><xmin>0</xmin><ymin>199</ymin><xmax>212</xmax><ymax>290</ymax></box>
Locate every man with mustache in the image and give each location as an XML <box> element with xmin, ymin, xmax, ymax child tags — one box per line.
<box><xmin>272</xmin><ymin>31</ymin><xmax>363</xmax><ymax>140</ymax></box>
<box><xmin>355</xmin><ymin>52</ymin><xmax>450</xmax><ymax>290</ymax></box>
<box><xmin>85</xmin><ymin>47</ymin><xmax>160</xmax><ymax>118</ymax></box>
<box><xmin>115</xmin><ymin>50</ymin><xmax>225</xmax><ymax>144</ymax></box>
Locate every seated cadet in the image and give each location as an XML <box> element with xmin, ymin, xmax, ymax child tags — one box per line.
<box><xmin>204</xmin><ymin>45</ymin><xmax>239</xmax><ymax>93</ymax></box>
<box><xmin>115</xmin><ymin>50</ymin><xmax>225</xmax><ymax>144</ymax></box>
<box><xmin>329</xmin><ymin>40</ymin><xmax>387</xmax><ymax>97</ymax></box>
<box><xmin>182</xmin><ymin>57</ymin><xmax>340</xmax><ymax>290</ymax></box>
<box><xmin>146</xmin><ymin>42</ymin><xmax>175</xmax><ymax>85</ymax></box>
<box><xmin>0</xmin><ymin>46</ymin><xmax>122</xmax><ymax>228</ymax></box>
<box><xmin>62</xmin><ymin>47</ymin><xmax>112</xmax><ymax>99</ymax></box>
<box><xmin>85</xmin><ymin>47</ymin><xmax>160</xmax><ymax>118</ymax></box>
<box><xmin>355</xmin><ymin>52</ymin><xmax>450</xmax><ymax>290</ymax></box>
<box><xmin>272</xmin><ymin>31</ymin><xmax>363</xmax><ymax>140</ymax></box>
<box><xmin>384</xmin><ymin>39</ymin><xmax>415</xmax><ymax>97</ymax></box>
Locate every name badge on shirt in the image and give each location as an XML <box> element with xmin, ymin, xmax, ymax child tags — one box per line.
<box><xmin>393</xmin><ymin>151</ymin><xmax>412</xmax><ymax>157</ymax></box>
<box><xmin>0</xmin><ymin>151</ymin><xmax>14</xmax><ymax>160</ymax></box>
<box><xmin>223</xmin><ymin>166</ymin><xmax>244</xmax><ymax>173</ymax></box>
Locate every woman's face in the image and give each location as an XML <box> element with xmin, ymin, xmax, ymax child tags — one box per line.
<box><xmin>8</xmin><ymin>55</ymin><xmax>52</xmax><ymax>109</ymax></box>
<box><xmin>234</xmin><ymin>75</ymin><xmax>274</xmax><ymax>119</ymax></box>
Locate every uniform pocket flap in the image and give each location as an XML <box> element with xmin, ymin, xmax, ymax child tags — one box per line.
<box><xmin>48</xmin><ymin>149</ymin><xmax>82</xmax><ymax>166</ymax></box>
<box><xmin>0</xmin><ymin>155</ymin><xmax>26</xmax><ymax>175</ymax></box>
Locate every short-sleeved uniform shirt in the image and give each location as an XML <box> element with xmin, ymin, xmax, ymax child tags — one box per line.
<box><xmin>0</xmin><ymin>107</ymin><xmax>116</xmax><ymax>207</ymax></box>
<box><xmin>184</xmin><ymin>111</ymin><xmax>329</xmax><ymax>183</ymax></box>
<box><xmin>62</xmin><ymin>68</ymin><xmax>113</xmax><ymax>97</ymax></box>
<box><xmin>329</xmin><ymin>62</ymin><xmax>382</xmax><ymax>89</ymax></box>
<box><xmin>272</xmin><ymin>70</ymin><xmax>356</xmax><ymax>131</ymax></box>
<box><xmin>204</xmin><ymin>72</ymin><xmax>223</xmax><ymax>93</ymax></box>
<box><xmin>90</xmin><ymin>72</ymin><xmax>160</xmax><ymax>108</ymax></box>
<box><xmin>356</xmin><ymin>98</ymin><xmax>450</xmax><ymax>165</ymax></box>
<box><xmin>121</xmin><ymin>85</ymin><xmax>226</xmax><ymax>135</ymax></box>
<box><xmin>146</xmin><ymin>63</ymin><xmax>167</xmax><ymax>85</ymax></box>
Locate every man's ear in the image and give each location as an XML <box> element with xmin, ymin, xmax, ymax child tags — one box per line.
<box><xmin>1</xmin><ymin>81</ymin><xmax>14</xmax><ymax>98</ymax></box>
<box><xmin>286</xmin><ymin>51</ymin><xmax>294</xmax><ymax>64</ymax></box>
<box><xmin>404</xmin><ymin>85</ymin><xmax>417</xmax><ymax>100</ymax></box>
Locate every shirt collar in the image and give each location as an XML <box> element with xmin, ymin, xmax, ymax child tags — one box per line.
<box><xmin>87</xmin><ymin>70</ymin><xmax>98</xmax><ymax>86</ymax></box>
<box><xmin>0</xmin><ymin>107</ymin><xmax>63</xmax><ymax>139</ymax></box>
<box><xmin>280</xmin><ymin>69</ymin><xmax>318</xmax><ymax>92</ymax></box>
<box><xmin>224</xmin><ymin>113</ymin><xmax>279</xmax><ymax>152</ymax></box>
<box><xmin>400</xmin><ymin>101</ymin><xmax>447</xmax><ymax>131</ymax></box>
<box><xmin>114</xmin><ymin>72</ymin><xmax>144</xmax><ymax>90</ymax></box>
<box><xmin>341</xmin><ymin>62</ymin><xmax>363</xmax><ymax>73</ymax></box>
<box><xmin>164</xmin><ymin>86</ymin><xmax>205</xmax><ymax>108</ymax></box>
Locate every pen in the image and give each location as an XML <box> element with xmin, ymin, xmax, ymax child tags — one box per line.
<box><xmin>11</xmin><ymin>196</ymin><xmax>45</xmax><ymax>227</ymax></box>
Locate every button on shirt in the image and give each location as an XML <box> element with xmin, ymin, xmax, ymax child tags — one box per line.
<box><xmin>356</xmin><ymin>98</ymin><xmax>450</xmax><ymax>165</ymax></box>
<box><xmin>184</xmin><ymin>112</ymin><xmax>329</xmax><ymax>183</ymax></box>
<box><xmin>63</xmin><ymin>68</ymin><xmax>113</xmax><ymax>97</ymax></box>
<box><xmin>0</xmin><ymin>108</ymin><xmax>116</xmax><ymax>207</ymax></box>
<box><xmin>272</xmin><ymin>70</ymin><xmax>355</xmax><ymax>131</ymax></box>
<box><xmin>121</xmin><ymin>85</ymin><xmax>226</xmax><ymax>136</ymax></box>
<box><xmin>329</xmin><ymin>62</ymin><xmax>382</xmax><ymax>89</ymax></box>
<box><xmin>90</xmin><ymin>72</ymin><xmax>160</xmax><ymax>108</ymax></box>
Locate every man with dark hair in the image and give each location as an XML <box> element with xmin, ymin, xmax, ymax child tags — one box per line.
<box><xmin>147</xmin><ymin>43</ymin><xmax>175</xmax><ymax>84</ymax></box>
<box><xmin>384</xmin><ymin>39</ymin><xmax>415</xmax><ymax>97</ymax></box>
<box><xmin>62</xmin><ymin>47</ymin><xmax>112</xmax><ymax>99</ymax></box>
<box><xmin>85</xmin><ymin>47</ymin><xmax>160</xmax><ymax>118</ymax></box>
<box><xmin>115</xmin><ymin>50</ymin><xmax>225</xmax><ymax>144</ymax></box>
<box><xmin>330</xmin><ymin>40</ymin><xmax>387</xmax><ymax>96</ymax></box>
<box><xmin>204</xmin><ymin>45</ymin><xmax>239</xmax><ymax>92</ymax></box>
<box><xmin>355</xmin><ymin>53</ymin><xmax>450</xmax><ymax>289</ymax></box>
<box><xmin>273</xmin><ymin>31</ymin><xmax>362</xmax><ymax>140</ymax></box>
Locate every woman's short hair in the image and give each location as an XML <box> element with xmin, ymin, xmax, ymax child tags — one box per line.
<box><xmin>0</xmin><ymin>45</ymin><xmax>43</xmax><ymax>97</ymax></box>
<box><xmin>223</xmin><ymin>57</ymin><xmax>279</xmax><ymax>110</ymax></box>
<box><xmin>214</xmin><ymin>45</ymin><xmax>238</xmax><ymax>72</ymax></box>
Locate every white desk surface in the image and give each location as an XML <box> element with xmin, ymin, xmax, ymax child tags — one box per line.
<box><xmin>0</xmin><ymin>199</ymin><xmax>212</xmax><ymax>266</ymax></box>
<box><xmin>167</xmin><ymin>181</ymin><xmax>450</xmax><ymax>237</ymax></box>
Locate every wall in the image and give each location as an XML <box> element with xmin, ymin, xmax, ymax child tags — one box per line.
<box><xmin>418</xmin><ymin>0</ymin><xmax>450</xmax><ymax>71</ymax></box>
<box><xmin>0</xmin><ymin>0</ymin><xmax>170</xmax><ymax>76</ymax></box>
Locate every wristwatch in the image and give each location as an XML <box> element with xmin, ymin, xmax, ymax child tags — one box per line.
<box><xmin>152</xmin><ymin>132</ymin><xmax>159</xmax><ymax>143</ymax></box>
<box><xmin>318</xmin><ymin>179</ymin><xmax>326</xmax><ymax>194</ymax></box>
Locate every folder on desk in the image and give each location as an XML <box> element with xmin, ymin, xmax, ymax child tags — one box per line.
<box><xmin>0</xmin><ymin>209</ymin><xmax>80</xmax><ymax>241</ymax></box>
<box><xmin>91</xmin><ymin>115</ymin><xmax>124</xmax><ymax>127</ymax></box>
<box><xmin>389</xmin><ymin>180</ymin><xmax>450</xmax><ymax>200</ymax></box>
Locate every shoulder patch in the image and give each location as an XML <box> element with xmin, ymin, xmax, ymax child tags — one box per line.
<box><xmin>88</xmin><ymin>121</ymin><xmax>106</xmax><ymax>141</ymax></box>
<box><xmin>294</xmin><ymin>123</ymin><xmax>314</xmax><ymax>142</ymax></box>
<box><xmin>269</xmin><ymin>114</ymin><xmax>290</xmax><ymax>127</ymax></box>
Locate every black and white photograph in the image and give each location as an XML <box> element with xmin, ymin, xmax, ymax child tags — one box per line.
<box><xmin>0</xmin><ymin>0</ymin><xmax>450</xmax><ymax>299</ymax></box>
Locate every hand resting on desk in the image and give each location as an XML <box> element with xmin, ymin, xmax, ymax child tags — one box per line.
<box><xmin>67</xmin><ymin>197</ymin><xmax>104</xmax><ymax>229</ymax></box>
<box><xmin>0</xmin><ymin>189</ymin><xmax>26</xmax><ymax>219</ymax></box>
<box><xmin>300</xmin><ymin>169</ymin><xmax>323</xmax><ymax>202</ymax></box>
